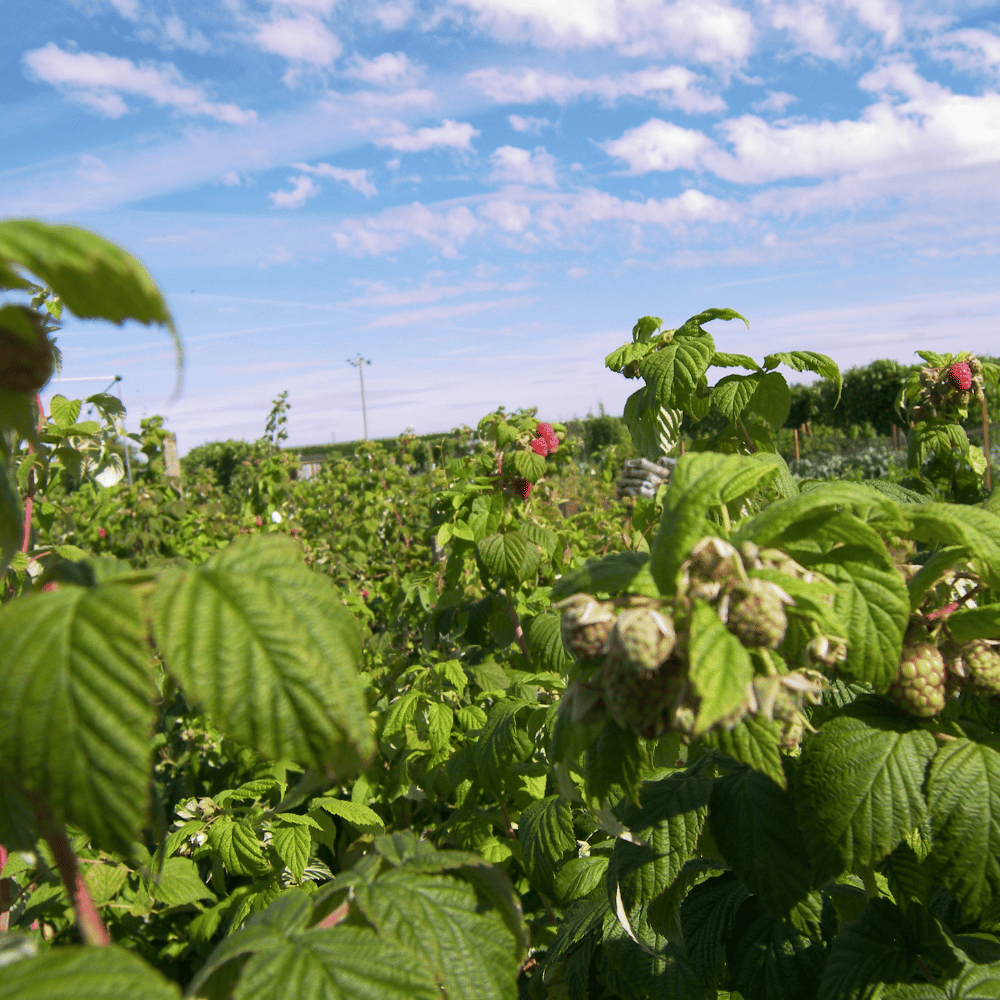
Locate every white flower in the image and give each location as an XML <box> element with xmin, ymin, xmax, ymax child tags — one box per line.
<box><xmin>271</xmin><ymin>510</ymin><xmax>282</xmax><ymax>523</ymax></box>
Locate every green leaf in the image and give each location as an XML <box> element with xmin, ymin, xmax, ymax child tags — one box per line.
<box><xmin>272</xmin><ymin>824</ymin><xmax>311</xmax><ymax>882</ymax></box>
<box><xmin>905</xmin><ymin>503</ymin><xmax>1000</xmax><ymax>590</ymax></box>
<box><xmin>650</xmin><ymin>452</ymin><xmax>784</xmax><ymax>595</ymax></box>
<box><xmin>48</xmin><ymin>395</ymin><xmax>80</xmax><ymax>429</ymax></box>
<box><xmin>478</xmin><ymin>532</ymin><xmax>537</xmax><ymax>582</ymax></box>
<box><xmin>633</xmin><ymin>315</ymin><xmax>665</xmax><ymax>342</ymax></box>
<box><xmin>747</xmin><ymin>370</ymin><xmax>792</xmax><ymax>429</ymax></box>
<box><xmin>687</xmin><ymin>600</ymin><xmax>755</xmax><ymax>734</ymax></box>
<box><xmin>555</xmin><ymin>856</ymin><xmax>608</xmax><ymax>904</ymax></box>
<box><xmin>946</xmin><ymin>605</ymin><xmax>1000</xmax><ymax>642</ymax></box>
<box><xmin>313</xmin><ymin>798</ymin><xmax>385</xmax><ymax>835</ymax></box>
<box><xmin>808</xmin><ymin>548</ymin><xmax>910</xmax><ymax>690</ymax></box>
<box><xmin>606</xmin><ymin>341</ymin><xmax>655</xmax><ymax>372</ymax></box>
<box><xmin>585</xmin><ymin>719</ymin><xmax>648</xmax><ymax>805</ymax></box>
<box><xmin>712</xmin><ymin>373</ymin><xmax>760</xmax><ymax>423</ymax></box>
<box><xmin>522</xmin><ymin>521</ymin><xmax>558</xmax><ymax>558</ymax></box>
<box><xmin>711</xmin><ymin>352</ymin><xmax>761</xmax><ymax>371</ymax></box>
<box><xmin>885</xmin><ymin>961</ymin><xmax>1000</xmax><ymax>998</ymax></box>
<box><xmin>81</xmin><ymin>860</ymin><xmax>129</xmax><ymax>906</ymax></box>
<box><xmin>681</xmin><ymin>871</ymin><xmax>750</xmax><ymax>983</ymax></box>
<box><xmin>710</xmin><ymin>762</ymin><xmax>813</xmax><ymax>919</ymax></box>
<box><xmin>927</xmin><ymin>738</ymin><xmax>1000</xmax><ymax>918</ymax></box>
<box><xmin>0</xmin><ymin>946</ymin><xmax>181</xmax><ymax>1000</ymax></box>
<box><xmin>550</xmin><ymin>551</ymin><xmax>658</xmax><ymax>602</ymax></box>
<box><xmin>0</xmin><ymin>464</ymin><xmax>21</xmax><ymax>573</ymax></box>
<box><xmin>518</xmin><ymin>795</ymin><xmax>576</xmax><ymax>897</ymax></box>
<box><xmin>623</xmin><ymin>387</ymin><xmax>684</xmax><ymax>459</ymax></box>
<box><xmin>639</xmin><ymin>333</ymin><xmax>716</xmax><ymax>415</ymax></box>
<box><xmin>678</xmin><ymin>307</ymin><xmax>749</xmax><ymax>332</ymax></box>
<box><xmin>701</xmin><ymin>714</ymin><xmax>786</xmax><ymax>789</ymax></box>
<box><xmin>356</xmin><ymin>869</ymin><xmax>519</xmax><ymax>1000</ymax></box>
<box><xmin>142</xmin><ymin>856</ymin><xmax>214</xmax><ymax>907</ymax></box>
<box><xmin>510</xmin><ymin>449</ymin><xmax>546</xmax><ymax>482</ymax></box>
<box><xmin>474</xmin><ymin>700</ymin><xmax>532</xmax><ymax>798</ymax></box>
<box><xmin>796</xmin><ymin>702</ymin><xmax>936</xmax><ymax>882</ymax></box>
<box><xmin>0</xmin><ymin>585</ymin><xmax>155</xmax><ymax>852</ymax></box>
<box><xmin>818</xmin><ymin>898</ymin><xmax>918</xmax><ymax>1000</ymax></box>
<box><xmin>607</xmin><ymin>760</ymin><xmax>713</xmax><ymax>911</ymax></box>
<box><xmin>763</xmin><ymin>350</ymin><xmax>842</xmax><ymax>405</ymax></box>
<box><xmin>427</xmin><ymin>702</ymin><xmax>453</xmax><ymax>752</ymax></box>
<box><xmin>526</xmin><ymin>613</ymin><xmax>573</xmax><ymax>673</ymax></box>
<box><xmin>152</xmin><ymin>534</ymin><xmax>373</xmax><ymax>775</ymax></box>
<box><xmin>906</xmin><ymin>547</ymin><xmax>969</xmax><ymax>611</ymax></box>
<box><xmin>208</xmin><ymin>818</ymin><xmax>271</xmax><ymax>878</ymax></box>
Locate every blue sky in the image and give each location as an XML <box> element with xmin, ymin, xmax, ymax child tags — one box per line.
<box><xmin>4</xmin><ymin>0</ymin><xmax>1000</xmax><ymax>451</ymax></box>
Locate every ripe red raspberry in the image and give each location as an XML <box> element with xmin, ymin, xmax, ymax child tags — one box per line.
<box><xmin>515</xmin><ymin>478</ymin><xmax>533</xmax><ymax>500</ymax></box>
<box><xmin>948</xmin><ymin>363</ymin><xmax>972</xmax><ymax>392</ymax></box>
<box><xmin>529</xmin><ymin>438</ymin><xmax>549</xmax><ymax>457</ymax></box>
<box><xmin>536</xmin><ymin>422</ymin><xmax>555</xmax><ymax>440</ymax></box>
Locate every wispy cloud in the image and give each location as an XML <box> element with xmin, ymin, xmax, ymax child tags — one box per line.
<box><xmin>375</xmin><ymin>119</ymin><xmax>480</xmax><ymax>153</ymax></box>
<box><xmin>364</xmin><ymin>295</ymin><xmax>537</xmax><ymax>328</ymax></box>
<box><xmin>268</xmin><ymin>175</ymin><xmax>320</xmax><ymax>208</ymax></box>
<box><xmin>253</xmin><ymin>14</ymin><xmax>342</xmax><ymax>66</ymax></box>
<box><xmin>489</xmin><ymin>146</ymin><xmax>558</xmax><ymax>187</ymax></box>
<box><xmin>292</xmin><ymin>161</ymin><xmax>378</xmax><ymax>196</ymax></box>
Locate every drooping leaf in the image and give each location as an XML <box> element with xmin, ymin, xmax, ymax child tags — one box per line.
<box><xmin>526</xmin><ymin>613</ymin><xmax>573</xmax><ymax>673</ymax></box>
<box><xmin>795</xmin><ymin>701</ymin><xmax>936</xmax><ymax>883</ymax></box>
<box><xmin>474</xmin><ymin>700</ymin><xmax>532</xmax><ymax>798</ymax></box>
<box><xmin>313</xmin><ymin>798</ymin><xmax>385</xmax><ymax>835</ymax></box>
<box><xmin>152</xmin><ymin>535</ymin><xmax>373</xmax><ymax>775</ymax></box>
<box><xmin>606</xmin><ymin>341</ymin><xmax>655</xmax><ymax>372</ymax></box>
<box><xmin>607</xmin><ymin>758</ymin><xmax>713</xmax><ymax>911</ymax></box>
<box><xmin>763</xmin><ymin>350</ymin><xmax>841</xmax><ymax>405</ymax></box>
<box><xmin>518</xmin><ymin>795</ymin><xmax>576</xmax><ymax>897</ymax></box>
<box><xmin>550</xmin><ymin>551</ymin><xmax>659</xmax><ymax>601</ymax></box>
<box><xmin>681</xmin><ymin>872</ymin><xmax>750</xmax><ymax>983</ymax></box>
<box><xmin>702</xmin><ymin>714</ymin><xmax>786</xmax><ymax>789</ymax></box>
<box><xmin>0</xmin><ymin>946</ymin><xmax>181</xmax><ymax>1000</ymax></box>
<box><xmin>687</xmin><ymin>600</ymin><xmax>754</xmax><ymax>734</ymax></box>
<box><xmin>0</xmin><ymin>585</ymin><xmax>155</xmax><ymax>852</ymax></box>
<box><xmin>639</xmin><ymin>333</ymin><xmax>716</xmax><ymax>415</ymax></box>
<box><xmin>905</xmin><ymin>503</ymin><xmax>1000</xmax><ymax>590</ymax></box>
<box><xmin>711</xmin><ymin>352</ymin><xmax>761</xmax><ymax>371</ymax></box>
<box><xmin>927</xmin><ymin>738</ymin><xmax>1000</xmax><ymax>918</ymax></box>
<box><xmin>747</xmin><ymin>371</ymin><xmax>792</xmax><ymax>429</ymax></box>
<box><xmin>709</xmin><ymin>762</ymin><xmax>813</xmax><ymax>919</ymax></box>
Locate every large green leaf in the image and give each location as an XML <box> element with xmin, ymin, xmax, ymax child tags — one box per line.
<box><xmin>711</xmin><ymin>352</ymin><xmax>760</xmax><ymax>371</ymax></box>
<box><xmin>709</xmin><ymin>763</ymin><xmax>814</xmax><ymax>920</ymax></box>
<box><xmin>747</xmin><ymin>371</ymin><xmax>792</xmax><ymax>429</ymax></box>
<box><xmin>905</xmin><ymin>504</ymin><xmax>1000</xmax><ymax>590</ymax></box>
<box><xmin>152</xmin><ymin>535</ymin><xmax>372</xmax><ymax>775</ymax></box>
<box><xmin>526</xmin><ymin>613</ymin><xmax>573</xmax><ymax>673</ymax></box>
<box><xmin>927</xmin><ymin>738</ymin><xmax>1000</xmax><ymax>918</ymax></box>
<box><xmin>584</xmin><ymin>718</ymin><xmax>648</xmax><ymax>805</ymax></box>
<box><xmin>650</xmin><ymin>452</ymin><xmax>784</xmax><ymax>595</ymax></box>
<box><xmin>623</xmin><ymin>386</ymin><xmax>683</xmax><ymax>460</ymax></box>
<box><xmin>884</xmin><ymin>961</ymin><xmax>1000</xmax><ymax>998</ymax></box>
<box><xmin>606</xmin><ymin>341</ymin><xmax>655</xmax><ymax>372</ymax></box>
<box><xmin>208</xmin><ymin>818</ymin><xmax>271</xmax><ymax>878</ymax></box>
<box><xmin>807</xmin><ymin>547</ymin><xmax>910</xmax><ymax>690</ymax></box>
<box><xmin>474</xmin><ymin>699</ymin><xmax>532</xmax><ymax>797</ymax></box>
<box><xmin>795</xmin><ymin>703</ymin><xmax>936</xmax><ymax>882</ymax></box>
<box><xmin>763</xmin><ymin>350</ymin><xmax>841</xmax><ymax>405</ymax></box>
<box><xmin>681</xmin><ymin>872</ymin><xmax>750</xmax><ymax>982</ymax></box>
<box><xmin>606</xmin><ymin>759</ymin><xmax>713</xmax><ymax>911</ymax></box>
<box><xmin>639</xmin><ymin>333</ymin><xmax>716</xmax><ymax>416</ymax></box>
<box><xmin>141</xmin><ymin>857</ymin><xmax>214</xmax><ymax>907</ymax></box>
<box><xmin>0</xmin><ymin>585</ymin><xmax>155</xmax><ymax>851</ymax></box>
<box><xmin>818</xmin><ymin>898</ymin><xmax>918</xmax><ymax>1000</ymax></box>
<box><xmin>712</xmin><ymin>373</ymin><xmax>760</xmax><ymax>423</ymax></box>
<box><xmin>0</xmin><ymin>946</ymin><xmax>181</xmax><ymax>1000</ymax></box>
<box><xmin>687</xmin><ymin>600</ymin><xmax>755</xmax><ymax>734</ymax></box>
<box><xmin>518</xmin><ymin>795</ymin><xmax>576</xmax><ymax>897</ymax></box>
<box><xmin>701</xmin><ymin>714</ymin><xmax>785</xmax><ymax>789</ymax></box>
<box><xmin>945</xmin><ymin>605</ymin><xmax>1000</xmax><ymax>642</ymax></box>
<box><xmin>510</xmin><ymin>449</ymin><xmax>546</xmax><ymax>482</ymax></box>
<box><xmin>477</xmin><ymin>531</ymin><xmax>537</xmax><ymax>582</ymax></box>
<box><xmin>0</xmin><ymin>463</ymin><xmax>20</xmax><ymax>573</ymax></box>
<box><xmin>356</xmin><ymin>869</ymin><xmax>519</xmax><ymax>1000</ymax></box>
<box><xmin>550</xmin><ymin>551</ymin><xmax>658</xmax><ymax>601</ymax></box>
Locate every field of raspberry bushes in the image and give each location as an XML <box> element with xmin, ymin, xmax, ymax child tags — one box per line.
<box><xmin>5</xmin><ymin>220</ymin><xmax>1000</xmax><ymax>1000</ymax></box>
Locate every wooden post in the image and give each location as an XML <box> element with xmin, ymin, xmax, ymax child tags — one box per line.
<box><xmin>793</xmin><ymin>428</ymin><xmax>800</xmax><ymax>462</ymax></box>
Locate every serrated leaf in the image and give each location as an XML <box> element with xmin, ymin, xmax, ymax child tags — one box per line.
<box><xmin>623</xmin><ymin>387</ymin><xmax>684</xmax><ymax>460</ymax></box>
<box><xmin>208</xmin><ymin>818</ymin><xmax>271</xmax><ymax>877</ymax></box>
<box><xmin>681</xmin><ymin>872</ymin><xmax>750</xmax><ymax>983</ymax></box>
<box><xmin>511</xmin><ymin>449</ymin><xmax>546</xmax><ymax>482</ymax></box>
<box><xmin>522</xmin><ymin>521</ymin><xmax>557</xmax><ymax>558</ymax></box>
<box><xmin>712</xmin><ymin>373</ymin><xmax>760</xmax><ymax>423</ymax></box>
<box><xmin>518</xmin><ymin>795</ymin><xmax>576</xmax><ymax>897</ymax></box>
<box><xmin>48</xmin><ymin>395</ymin><xmax>80</xmax><ymax>428</ymax></box>
<box><xmin>585</xmin><ymin>719</ymin><xmax>649</xmax><ymax>805</ymax></box>
<box><xmin>268</xmin><ymin>826</ymin><xmax>309</xmax><ymax>883</ymax></box>
<box><xmin>945</xmin><ymin>605</ymin><xmax>1000</xmax><ymax>642</ymax></box>
<box><xmin>712</xmin><ymin>352</ymin><xmax>761</xmax><ymax>371</ymax></box>
<box><xmin>688</xmin><ymin>601</ymin><xmax>755</xmax><ymax>734</ymax></box>
<box><xmin>555</xmin><ymin>856</ymin><xmax>609</xmax><ymax>904</ymax></box>
<box><xmin>607</xmin><ymin>759</ymin><xmax>713</xmax><ymax>912</ymax></box>
<box><xmin>427</xmin><ymin>702</ymin><xmax>454</xmax><ymax>752</ymax></box>
<box><xmin>639</xmin><ymin>333</ymin><xmax>716</xmax><ymax>414</ymax></box>
<box><xmin>885</xmin><ymin>961</ymin><xmax>1000</xmax><ymax>998</ymax></box>
<box><xmin>152</xmin><ymin>535</ymin><xmax>372</xmax><ymax>776</ymax></box>
<box><xmin>905</xmin><ymin>503</ymin><xmax>1000</xmax><ymax>591</ymax></box>
<box><xmin>927</xmin><ymin>738</ymin><xmax>1000</xmax><ymax>918</ymax></box>
<box><xmin>0</xmin><ymin>585</ymin><xmax>155</xmax><ymax>852</ymax></box>
<box><xmin>808</xmin><ymin>548</ymin><xmax>909</xmax><ymax>690</ymax></box>
<box><xmin>478</xmin><ymin>531</ymin><xmax>536</xmax><ymax>582</ymax></box>
<box><xmin>0</xmin><ymin>946</ymin><xmax>181</xmax><ymax>1000</ymax></box>
<box><xmin>81</xmin><ymin>860</ymin><xmax>129</xmax><ymax>906</ymax></box>
<box><xmin>650</xmin><ymin>452</ymin><xmax>784</xmax><ymax>595</ymax></box>
<box><xmin>763</xmin><ymin>350</ymin><xmax>841</xmax><ymax>405</ymax></box>
<box><xmin>313</xmin><ymin>798</ymin><xmax>384</xmax><ymax>835</ymax></box>
<box><xmin>357</xmin><ymin>869</ymin><xmax>519</xmax><ymax>1000</ymax></box>
<box><xmin>702</xmin><ymin>714</ymin><xmax>786</xmax><ymax>789</ymax></box>
<box><xmin>527</xmin><ymin>613</ymin><xmax>573</xmax><ymax>673</ymax></box>
<box><xmin>475</xmin><ymin>700</ymin><xmax>532</xmax><ymax>798</ymax></box>
<box><xmin>818</xmin><ymin>897</ymin><xmax>918</xmax><ymax>1000</ymax></box>
<box><xmin>434</xmin><ymin>659</ymin><xmax>468</xmax><ymax>695</ymax></box>
<box><xmin>142</xmin><ymin>856</ymin><xmax>214</xmax><ymax>906</ymax></box>
<box><xmin>550</xmin><ymin>551</ymin><xmax>659</xmax><ymax>602</ymax></box>
<box><xmin>796</xmin><ymin>702</ymin><xmax>936</xmax><ymax>883</ymax></box>
<box><xmin>710</xmin><ymin>762</ymin><xmax>813</xmax><ymax>919</ymax></box>
<box><xmin>747</xmin><ymin>370</ymin><xmax>792</xmax><ymax>429</ymax></box>
<box><xmin>606</xmin><ymin>341</ymin><xmax>655</xmax><ymax>372</ymax></box>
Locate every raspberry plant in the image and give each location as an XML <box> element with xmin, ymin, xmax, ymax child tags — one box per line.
<box><xmin>4</xmin><ymin>220</ymin><xmax>1000</xmax><ymax>999</ymax></box>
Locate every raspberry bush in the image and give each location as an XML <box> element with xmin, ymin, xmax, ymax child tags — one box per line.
<box><xmin>3</xmin><ymin>221</ymin><xmax>1000</xmax><ymax>999</ymax></box>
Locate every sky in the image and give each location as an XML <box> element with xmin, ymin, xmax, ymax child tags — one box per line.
<box><xmin>4</xmin><ymin>0</ymin><xmax>1000</xmax><ymax>452</ymax></box>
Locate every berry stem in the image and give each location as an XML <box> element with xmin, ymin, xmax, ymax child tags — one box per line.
<box><xmin>505</xmin><ymin>586</ymin><xmax>530</xmax><ymax>663</ymax></box>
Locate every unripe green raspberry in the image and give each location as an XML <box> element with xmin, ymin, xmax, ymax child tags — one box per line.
<box><xmin>887</xmin><ymin>643</ymin><xmax>946</xmax><ymax>717</ymax></box>
<box><xmin>804</xmin><ymin>633</ymin><xmax>848</xmax><ymax>669</ymax></box>
<box><xmin>689</xmin><ymin>536</ymin><xmax>743</xmax><ymax>582</ymax></box>
<box><xmin>958</xmin><ymin>641</ymin><xmax>1000</xmax><ymax>696</ymax></box>
<box><xmin>610</xmin><ymin>607</ymin><xmax>677</xmax><ymax>671</ymax></box>
<box><xmin>722</xmin><ymin>578</ymin><xmax>792</xmax><ymax>649</ymax></box>
<box><xmin>554</xmin><ymin>593</ymin><xmax>616</xmax><ymax>660</ymax></box>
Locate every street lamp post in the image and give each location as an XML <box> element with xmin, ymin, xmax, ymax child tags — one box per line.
<box><xmin>346</xmin><ymin>355</ymin><xmax>371</xmax><ymax>440</ymax></box>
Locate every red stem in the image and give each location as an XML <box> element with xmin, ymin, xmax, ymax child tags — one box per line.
<box><xmin>33</xmin><ymin>801</ymin><xmax>109</xmax><ymax>945</ymax></box>
<box><xmin>0</xmin><ymin>845</ymin><xmax>9</xmax><ymax>933</ymax></box>
<box><xmin>504</xmin><ymin>589</ymin><xmax>530</xmax><ymax>663</ymax></box>
<box><xmin>317</xmin><ymin>900</ymin><xmax>349</xmax><ymax>928</ymax></box>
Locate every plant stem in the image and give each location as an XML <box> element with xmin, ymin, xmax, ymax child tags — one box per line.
<box><xmin>718</xmin><ymin>504</ymin><xmax>731</xmax><ymax>534</ymax></box>
<box><xmin>736</xmin><ymin>417</ymin><xmax>757</xmax><ymax>454</ymax></box>
<box><xmin>0</xmin><ymin>844</ymin><xmax>9</xmax><ymax>933</ymax></box>
<box><xmin>498</xmin><ymin>797</ymin><xmax>514</xmax><ymax>839</ymax></box>
<box><xmin>916</xmin><ymin>957</ymin><xmax>938</xmax><ymax>986</ymax></box>
<box><xmin>505</xmin><ymin>587</ymin><xmax>530</xmax><ymax>662</ymax></box>
<box><xmin>857</xmin><ymin>863</ymin><xmax>879</xmax><ymax>901</ymax></box>
<box><xmin>33</xmin><ymin>801</ymin><xmax>109</xmax><ymax>946</ymax></box>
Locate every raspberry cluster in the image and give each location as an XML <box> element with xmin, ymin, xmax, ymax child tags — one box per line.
<box><xmin>504</xmin><ymin>420</ymin><xmax>562</xmax><ymax>501</ymax></box>
<box><xmin>554</xmin><ymin>536</ymin><xmax>830</xmax><ymax>743</ymax></box>
<box><xmin>912</xmin><ymin>355</ymin><xmax>986</xmax><ymax>418</ymax></box>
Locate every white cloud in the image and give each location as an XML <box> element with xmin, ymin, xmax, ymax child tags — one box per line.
<box><xmin>342</xmin><ymin>279</ymin><xmax>495</xmax><ymax>307</ymax></box>
<box><xmin>508</xmin><ymin>114</ymin><xmax>551</xmax><ymax>133</ymax></box>
<box><xmin>254</xmin><ymin>14</ymin><xmax>341</xmax><ymax>65</ymax></box>
<box><xmin>376</xmin><ymin>119</ymin><xmax>480</xmax><ymax>152</ymax></box>
<box><xmin>489</xmin><ymin>146</ymin><xmax>558</xmax><ymax>187</ymax></box>
<box><xmin>268</xmin><ymin>174</ymin><xmax>320</xmax><ymax>208</ymax></box>
<box><xmin>601</xmin><ymin>119</ymin><xmax>715</xmax><ymax>173</ymax></box>
<box><xmin>332</xmin><ymin>202</ymin><xmax>481</xmax><ymax>256</ymax></box>
<box><xmin>479</xmin><ymin>199</ymin><xmax>533</xmax><ymax>232</ymax></box>
<box><xmin>751</xmin><ymin>90</ymin><xmax>797</xmax><ymax>114</ymax></box>
<box><xmin>22</xmin><ymin>43</ymin><xmax>256</xmax><ymax>123</ymax></box>
<box><xmin>80</xmin><ymin>2</ymin><xmax>211</xmax><ymax>53</ymax></box>
<box><xmin>469</xmin><ymin>65</ymin><xmax>725</xmax><ymax>113</ymax></box>
<box><xmin>448</xmin><ymin>0</ymin><xmax>753</xmax><ymax>67</ymax></box>
<box><xmin>150</xmin><ymin>14</ymin><xmax>211</xmax><ymax>53</ymax></box>
<box><xmin>764</xmin><ymin>0</ymin><xmax>902</xmax><ymax>60</ymax></box>
<box><xmin>365</xmin><ymin>296</ymin><xmax>534</xmax><ymax>328</ymax></box>
<box><xmin>374</xmin><ymin>1</ymin><xmax>414</xmax><ymax>29</ymax></box>
<box><xmin>293</xmin><ymin>161</ymin><xmax>378</xmax><ymax>196</ymax></box>
<box><xmin>931</xmin><ymin>27</ymin><xmax>1000</xmax><ymax>79</ymax></box>
<box><xmin>766</xmin><ymin>2</ymin><xmax>849</xmax><ymax>61</ymax></box>
<box><xmin>222</xmin><ymin>171</ymin><xmax>242</xmax><ymax>186</ymax></box>
<box><xmin>345</xmin><ymin>52</ymin><xmax>419</xmax><ymax>86</ymax></box>
<box><xmin>276</xmin><ymin>0</ymin><xmax>339</xmax><ymax>15</ymax></box>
